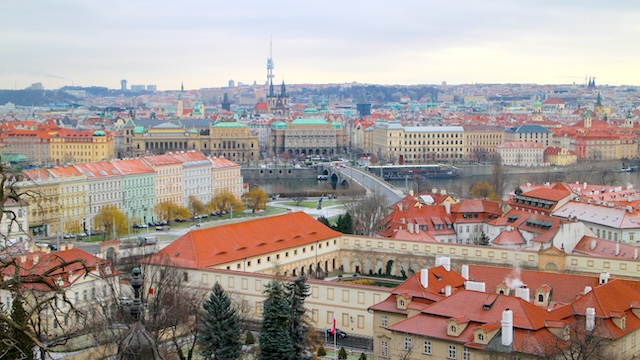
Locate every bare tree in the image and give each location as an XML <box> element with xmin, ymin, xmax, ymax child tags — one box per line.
<box><xmin>343</xmin><ymin>189</ymin><xmax>389</xmax><ymax>236</ymax></box>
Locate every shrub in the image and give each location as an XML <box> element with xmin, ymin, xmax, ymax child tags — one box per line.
<box><xmin>317</xmin><ymin>344</ymin><xmax>327</xmax><ymax>356</ymax></box>
<box><xmin>338</xmin><ymin>347</ymin><xmax>348</xmax><ymax>359</ymax></box>
<box><xmin>359</xmin><ymin>353</ymin><xmax>367</xmax><ymax>360</ymax></box>
<box><xmin>245</xmin><ymin>330</ymin><xmax>255</xmax><ymax>345</ymax></box>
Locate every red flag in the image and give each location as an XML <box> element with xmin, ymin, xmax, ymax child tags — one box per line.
<box><xmin>330</xmin><ymin>316</ymin><xmax>336</xmax><ymax>335</ymax></box>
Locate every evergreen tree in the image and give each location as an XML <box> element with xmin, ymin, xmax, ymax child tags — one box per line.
<box><xmin>359</xmin><ymin>352</ymin><xmax>368</xmax><ymax>360</ymax></box>
<box><xmin>6</xmin><ymin>292</ymin><xmax>34</xmax><ymax>360</ymax></box>
<box><xmin>478</xmin><ymin>231</ymin><xmax>491</xmax><ymax>246</ymax></box>
<box><xmin>197</xmin><ymin>283</ymin><xmax>241</xmax><ymax>360</ymax></box>
<box><xmin>245</xmin><ymin>330</ymin><xmax>255</xmax><ymax>345</ymax></box>
<box><xmin>338</xmin><ymin>347</ymin><xmax>348</xmax><ymax>359</ymax></box>
<box><xmin>317</xmin><ymin>216</ymin><xmax>331</xmax><ymax>228</ymax></box>
<box><xmin>259</xmin><ymin>281</ymin><xmax>294</xmax><ymax>360</ymax></box>
<box><xmin>336</xmin><ymin>212</ymin><xmax>354</xmax><ymax>234</ymax></box>
<box><xmin>286</xmin><ymin>277</ymin><xmax>312</xmax><ymax>360</ymax></box>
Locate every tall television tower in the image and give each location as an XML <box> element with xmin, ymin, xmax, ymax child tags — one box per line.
<box><xmin>266</xmin><ymin>38</ymin><xmax>274</xmax><ymax>85</ymax></box>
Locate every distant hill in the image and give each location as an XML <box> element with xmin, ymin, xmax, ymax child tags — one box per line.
<box><xmin>0</xmin><ymin>90</ymin><xmax>79</xmax><ymax>107</ymax></box>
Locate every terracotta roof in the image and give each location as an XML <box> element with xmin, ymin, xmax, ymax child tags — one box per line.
<box><xmin>147</xmin><ymin>212</ymin><xmax>341</xmax><ymax>269</ymax></box>
<box><xmin>110</xmin><ymin>158</ymin><xmax>155</xmax><ymax>175</ymax></box>
<box><xmin>491</xmin><ymin>229</ymin><xmax>525</xmax><ymax>245</ymax></box>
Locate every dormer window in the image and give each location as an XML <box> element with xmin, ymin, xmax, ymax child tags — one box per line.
<box><xmin>499</xmin><ymin>290</ymin><xmax>505</xmax><ymax>295</ymax></box>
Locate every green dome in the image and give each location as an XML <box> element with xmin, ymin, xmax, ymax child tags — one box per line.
<box><xmin>92</xmin><ymin>130</ymin><xmax>106</xmax><ymax>136</ymax></box>
<box><xmin>271</xmin><ymin>121</ymin><xmax>287</xmax><ymax>130</ymax></box>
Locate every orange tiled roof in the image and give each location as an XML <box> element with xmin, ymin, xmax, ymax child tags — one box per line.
<box><xmin>147</xmin><ymin>212</ymin><xmax>341</xmax><ymax>269</ymax></box>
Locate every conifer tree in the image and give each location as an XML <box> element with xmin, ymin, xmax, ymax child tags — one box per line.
<box><xmin>6</xmin><ymin>292</ymin><xmax>34</xmax><ymax>360</ymax></box>
<box><xmin>197</xmin><ymin>283</ymin><xmax>241</xmax><ymax>360</ymax></box>
<box><xmin>336</xmin><ymin>212</ymin><xmax>354</xmax><ymax>234</ymax></box>
<box><xmin>286</xmin><ymin>276</ymin><xmax>312</xmax><ymax>360</ymax></box>
<box><xmin>259</xmin><ymin>280</ymin><xmax>294</xmax><ymax>360</ymax></box>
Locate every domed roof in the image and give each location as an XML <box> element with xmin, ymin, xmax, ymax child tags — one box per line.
<box><xmin>533</xmin><ymin>100</ymin><xmax>542</xmax><ymax>107</ymax></box>
<box><xmin>92</xmin><ymin>130</ymin><xmax>106</xmax><ymax>136</ymax></box>
<box><xmin>188</xmin><ymin>128</ymin><xmax>198</xmax><ymax>133</ymax></box>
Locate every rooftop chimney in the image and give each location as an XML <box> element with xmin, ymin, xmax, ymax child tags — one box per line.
<box><xmin>584</xmin><ymin>286</ymin><xmax>592</xmax><ymax>294</ymax></box>
<box><xmin>32</xmin><ymin>255</ymin><xmax>39</xmax><ymax>265</ymax></box>
<box><xmin>409</xmin><ymin>189</ymin><xmax>414</xmax><ymax>197</ymax></box>
<box><xmin>445</xmin><ymin>285</ymin><xmax>452</xmax><ymax>297</ymax></box>
<box><xmin>432</xmin><ymin>188</ymin><xmax>437</xmax><ymax>194</ymax></box>
<box><xmin>515</xmin><ymin>287</ymin><xmax>530</xmax><ymax>302</ymax></box>
<box><xmin>461</xmin><ymin>264</ymin><xmax>469</xmax><ymax>280</ymax></box>
<box><xmin>440</xmin><ymin>189</ymin><xmax>447</xmax><ymax>196</ymax></box>
<box><xmin>583</xmin><ymin>182</ymin><xmax>587</xmax><ymax>190</ymax></box>
<box><xmin>634</xmin><ymin>248</ymin><xmax>638</xmax><ymax>260</ymax></box>
<box><xmin>443</xmin><ymin>257</ymin><xmax>451</xmax><ymax>272</ymax></box>
<box><xmin>444</xmin><ymin>202</ymin><xmax>451</xmax><ymax>215</ymax></box>
<box><xmin>616</xmin><ymin>242</ymin><xmax>620</xmax><ymax>256</ymax></box>
<box><xmin>590</xmin><ymin>239</ymin><xmax>597</xmax><ymax>250</ymax></box>
<box><xmin>407</xmin><ymin>222</ymin><xmax>414</xmax><ymax>234</ymax></box>
<box><xmin>420</xmin><ymin>269</ymin><xmax>429</xmax><ymax>289</ymax></box>
<box><xmin>586</xmin><ymin>307</ymin><xmax>595</xmax><ymax>331</ymax></box>
<box><xmin>465</xmin><ymin>281</ymin><xmax>486</xmax><ymax>292</ymax></box>
<box><xmin>599</xmin><ymin>271</ymin><xmax>610</xmax><ymax>285</ymax></box>
<box><xmin>501</xmin><ymin>309</ymin><xmax>514</xmax><ymax>346</ymax></box>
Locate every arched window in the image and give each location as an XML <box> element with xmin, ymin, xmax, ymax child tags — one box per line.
<box><xmin>538</xmin><ymin>294</ymin><xmax>544</xmax><ymax>302</ymax></box>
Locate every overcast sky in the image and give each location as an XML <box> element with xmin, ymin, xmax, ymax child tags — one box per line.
<box><xmin>2</xmin><ymin>1</ymin><xmax>639</xmax><ymax>90</ymax></box>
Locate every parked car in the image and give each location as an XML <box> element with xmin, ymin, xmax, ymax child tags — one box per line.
<box><xmin>325</xmin><ymin>328</ymin><xmax>347</xmax><ymax>339</ymax></box>
<box><xmin>156</xmin><ymin>225</ymin><xmax>170</xmax><ymax>231</ymax></box>
<box><xmin>138</xmin><ymin>236</ymin><xmax>158</xmax><ymax>246</ymax></box>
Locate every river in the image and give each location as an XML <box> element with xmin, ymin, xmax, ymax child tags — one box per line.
<box><xmin>247</xmin><ymin>166</ymin><xmax>640</xmax><ymax>200</ymax></box>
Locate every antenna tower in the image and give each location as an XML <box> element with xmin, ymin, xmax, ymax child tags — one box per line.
<box><xmin>266</xmin><ymin>37</ymin><xmax>274</xmax><ymax>85</ymax></box>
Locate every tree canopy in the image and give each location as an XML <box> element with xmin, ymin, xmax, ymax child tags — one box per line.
<box><xmin>93</xmin><ymin>204</ymin><xmax>128</xmax><ymax>239</ymax></box>
<box><xmin>198</xmin><ymin>283</ymin><xmax>242</xmax><ymax>360</ymax></box>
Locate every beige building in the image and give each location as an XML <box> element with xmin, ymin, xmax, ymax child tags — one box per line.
<box><xmin>461</xmin><ymin>125</ymin><xmax>504</xmax><ymax>162</ymax></box>
<box><xmin>130</xmin><ymin>120</ymin><xmax>259</xmax><ymax>165</ymax></box>
<box><xmin>269</xmin><ymin>107</ymin><xmax>348</xmax><ymax>158</ymax></box>
<box><xmin>497</xmin><ymin>141</ymin><xmax>545</xmax><ymax>166</ymax></box>
<box><xmin>0</xmin><ymin>199</ymin><xmax>29</xmax><ymax>247</ymax></box>
<box><xmin>17</xmin><ymin>168</ymin><xmax>61</xmax><ymax>237</ymax></box>
<box><xmin>210</xmin><ymin>157</ymin><xmax>244</xmax><ymax>200</ymax></box>
<box><xmin>142</xmin><ymin>153</ymin><xmax>183</xmax><ymax>206</ymax></box>
<box><xmin>372</xmin><ymin>122</ymin><xmax>465</xmax><ymax>164</ymax></box>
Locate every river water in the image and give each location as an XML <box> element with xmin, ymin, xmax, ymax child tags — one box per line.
<box><xmin>248</xmin><ymin>167</ymin><xmax>640</xmax><ymax>200</ymax></box>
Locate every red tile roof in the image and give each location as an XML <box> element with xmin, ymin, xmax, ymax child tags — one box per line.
<box><xmin>147</xmin><ymin>212</ymin><xmax>341</xmax><ymax>269</ymax></box>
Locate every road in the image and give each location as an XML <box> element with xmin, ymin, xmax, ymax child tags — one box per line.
<box><xmin>335</xmin><ymin>166</ymin><xmax>404</xmax><ymax>206</ymax></box>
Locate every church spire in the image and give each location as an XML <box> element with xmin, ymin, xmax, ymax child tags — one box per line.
<box><xmin>181</xmin><ymin>81</ymin><xmax>184</xmax><ymax>92</ymax></box>
<box><xmin>280</xmin><ymin>80</ymin><xmax>286</xmax><ymax>96</ymax></box>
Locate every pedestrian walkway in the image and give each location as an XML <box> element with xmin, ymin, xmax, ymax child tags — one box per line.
<box><xmin>268</xmin><ymin>199</ymin><xmax>347</xmax><ymax>219</ymax></box>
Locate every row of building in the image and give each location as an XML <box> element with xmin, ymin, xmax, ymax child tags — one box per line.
<box><xmin>10</xmin><ymin>150</ymin><xmax>242</xmax><ymax>237</ymax></box>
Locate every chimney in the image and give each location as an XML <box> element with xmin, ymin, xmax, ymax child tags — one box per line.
<box><xmin>444</xmin><ymin>202</ymin><xmax>451</xmax><ymax>215</ymax></box>
<box><xmin>590</xmin><ymin>239</ymin><xmax>597</xmax><ymax>250</ymax></box>
<box><xmin>59</xmin><ymin>244</ymin><xmax>66</xmax><ymax>251</ymax></box>
<box><xmin>586</xmin><ymin>307</ymin><xmax>595</xmax><ymax>331</ymax></box>
<box><xmin>407</xmin><ymin>222</ymin><xmax>414</xmax><ymax>234</ymax></box>
<box><xmin>397</xmin><ymin>203</ymin><xmax>402</xmax><ymax>211</ymax></box>
<box><xmin>445</xmin><ymin>285</ymin><xmax>452</xmax><ymax>297</ymax></box>
<box><xmin>465</xmin><ymin>281</ymin><xmax>486</xmax><ymax>292</ymax></box>
<box><xmin>409</xmin><ymin>189</ymin><xmax>414</xmax><ymax>197</ymax></box>
<box><xmin>615</xmin><ymin>242</ymin><xmax>620</xmax><ymax>256</ymax></box>
<box><xmin>20</xmin><ymin>255</ymin><xmax>27</xmax><ymax>263</ymax></box>
<box><xmin>32</xmin><ymin>255</ymin><xmax>39</xmax><ymax>265</ymax></box>
<box><xmin>634</xmin><ymin>248</ymin><xmax>638</xmax><ymax>260</ymax></box>
<box><xmin>432</xmin><ymin>188</ymin><xmax>437</xmax><ymax>194</ymax></box>
<box><xmin>461</xmin><ymin>264</ymin><xmax>469</xmax><ymax>280</ymax></box>
<box><xmin>420</xmin><ymin>269</ymin><xmax>429</xmax><ymax>289</ymax></box>
<box><xmin>443</xmin><ymin>257</ymin><xmax>451</xmax><ymax>272</ymax></box>
<box><xmin>515</xmin><ymin>287</ymin><xmax>530</xmax><ymax>302</ymax></box>
<box><xmin>583</xmin><ymin>182</ymin><xmax>587</xmax><ymax>190</ymax></box>
<box><xmin>584</xmin><ymin>286</ymin><xmax>592</xmax><ymax>294</ymax></box>
<box><xmin>440</xmin><ymin>189</ymin><xmax>447</xmax><ymax>196</ymax></box>
<box><xmin>501</xmin><ymin>309</ymin><xmax>514</xmax><ymax>346</ymax></box>
<box><xmin>415</xmin><ymin>225</ymin><xmax>419</xmax><ymax>234</ymax></box>
<box><xmin>599</xmin><ymin>271</ymin><xmax>610</xmax><ymax>285</ymax></box>
<box><xmin>67</xmin><ymin>243</ymin><xmax>73</xmax><ymax>250</ymax></box>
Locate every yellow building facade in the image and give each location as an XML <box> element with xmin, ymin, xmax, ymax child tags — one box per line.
<box><xmin>49</xmin><ymin>130</ymin><xmax>115</xmax><ymax>165</ymax></box>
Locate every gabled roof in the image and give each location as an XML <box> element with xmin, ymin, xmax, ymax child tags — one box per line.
<box><xmin>147</xmin><ymin>212</ymin><xmax>341</xmax><ymax>269</ymax></box>
<box><xmin>491</xmin><ymin>229</ymin><xmax>525</xmax><ymax>245</ymax></box>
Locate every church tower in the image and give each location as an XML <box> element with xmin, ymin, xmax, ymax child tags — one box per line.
<box><xmin>532</xmin><ymin>100</ymin><xmax>543</xmax><ymax>122</ymax></box>
<box><xmin>175</xmin><ymin>93</ymin><xmax>183</xmax><ymax>118</ymax></box>
<box><xmin>593</xmin><ymin>92</ymin><xmax>606</xmax><ymax>120</ymax></box>
<box><xmin>582</xmin><ymin>109</ymin><xmax>593</xmax><ymax>129</ymax></box>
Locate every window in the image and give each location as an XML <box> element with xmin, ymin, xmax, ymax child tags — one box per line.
<box><xmin>423</xmin><ymin>340</ymin><xmax>432</xmax><ymax>354</ymax></box>
<box><xmin>463</xmin><ymin>347</ymin><xmax>470</xmax><ymax>360</ymax></box>
<box><xmin>478</xmin><ymin>333</ymin><xmax>484</xmax><ymax>341</ymax></box>
<box><xmin>380</xmin><ymin>341</ymin><xmax>388</xmax><ymax>358</ymax></box>
<box><xmin>399</xmin><ymin>300</ymin><xmax>405</xmax><ymax>306</ymax></box>
<box><xmin>538</xmin><ymin>294</ymin><xmax>544</xmax><ymax>302</ymax></box>
<box><xmin>381</xmin><ymin>315</ymin><xmax>388</xmax><ymax>327</ymax></box>
<box><xmin>183</xmin><ymin>272</ymin><xmax>189</xmax><ymax>282</ymax></box>
<box><xmin>404</xmin><ymin>337</ymin><xmax>412</xmax><ymax>351</ymax></box>
<box><xmin>448</xmin><ymin>345</ymin><xmax>457</xmax><ymax>359</ymax></box>
<box><xmin>450</xmin><ymin>325</ymin><xmax>457</xmax><ymax>333</ymax></box>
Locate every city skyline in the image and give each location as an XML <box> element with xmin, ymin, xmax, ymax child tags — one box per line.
<box><xmin>2</xmin><ymin>0</ymin><xmax>640</xmax><ymax>90</ymax></box>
